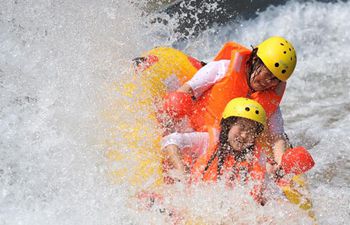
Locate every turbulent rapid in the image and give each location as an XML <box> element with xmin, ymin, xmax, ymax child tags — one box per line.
<box><xmin>1</xmin><ymin>0</ymin><xmax>349</xmax><ymax>224</ymax></box>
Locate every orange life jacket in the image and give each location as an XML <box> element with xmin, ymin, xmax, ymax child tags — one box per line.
<box><xmin>189</xmin><ymin>42</ymin><xmax>286</xmax><ymax>132</ymax></box>
<box><xmin>191</xmin><ymin>128</ymin><xmax>265</xmax><ymax>181</ymax></box>
<box><xmin>191</xmin><ymin>127</ymin><xmax>266</xmax><ymax>203</ymax></box>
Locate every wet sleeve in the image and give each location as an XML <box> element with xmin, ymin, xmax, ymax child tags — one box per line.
<box><xmin>267</xmin><ymin>107</ymin><xmax>285</xmax><ymax>135</ymax></box>
<box><xmin>161</xmin><ymin>132</ymin><xmax>210</xmax><ymax>155</ymax></box>
<box><xmin>186</xmin><ymin>60</ymin><xmax>230</xmax><ymax>98</ymax></box>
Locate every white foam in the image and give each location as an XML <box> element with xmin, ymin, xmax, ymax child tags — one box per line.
<box><xmin>1</xmin><ymin>0</ymin><xmax>349</xmax><ymax>224</ymax></box>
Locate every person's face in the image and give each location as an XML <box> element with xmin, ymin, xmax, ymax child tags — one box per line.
<box><xmin>227</xmin><ymin>117</ymin><xmax>259</xmax><ymax>152</ymax></box>
<box><xmin>249</xmin><ymin>63</ymin><xmax>281</xmax><ymax>91</ymax></box>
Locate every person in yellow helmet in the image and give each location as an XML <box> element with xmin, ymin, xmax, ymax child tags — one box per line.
<box><xmin>162</xmin><ymin>98</ymin><xmax>266</xmax><ymax>176</ymax></box>
<box><xmin>164</xmin><ymin>36</ymin><xmax>297</xmax><ymax>175</ymax></box>
<box><xmin>162</xmin><ymin>97</ymin><xmax>268</xmax><ymax>204</ymax></box>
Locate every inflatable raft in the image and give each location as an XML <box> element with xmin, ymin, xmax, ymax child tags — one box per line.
<box><xmin>107</xmin><ymin>46</ymin><xmax>316</xmax><ymax>223</ymax></box>
<box><xmin>106</xmin><ymin>47</ymin><xmax>202</xmax><ymax>190</ymax></box>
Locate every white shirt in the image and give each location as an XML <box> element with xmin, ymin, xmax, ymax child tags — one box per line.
<box><xmin>187</xmin><ymin>60</ymin><xmax>231</xmax><ymax>98</ymax></box>
<box><xmin>161</xmin><ymin>131</ymin><xmax>218</xmax><ymax>156</ymax></box>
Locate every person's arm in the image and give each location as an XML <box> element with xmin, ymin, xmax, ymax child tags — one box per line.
<box><xmin>177</xmin><ymin>60</ymin><xmax>230</xmax><ymax>98</ymax></box>
<box><xmin>161</xmin><ymin>132</ymin><xmax>210</xmax><ymax>181</ymax></box>
<box><xmin>271</xmin><ymin>134</ymin><xmax>290</xmax><ymax>165</ymax></box>
<box><xmin>177</xmin><ymin>83</ymin><xmax>194</xmax><ymax>95</ymax></box>
<box><xmin>265</xmin><ymin>107</ymin><xmax>291</xmax><ymax>173</ymax></box>
<box><xmin>162</xmin><ymin>144</ymin><xmax>187</xmax><ymax>177</ymax></box>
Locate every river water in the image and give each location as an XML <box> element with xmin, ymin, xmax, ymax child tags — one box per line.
<box><xmin>1</xmin><ymin>0</ymin><xmax>349</xmax><ymax>224</ymax></box>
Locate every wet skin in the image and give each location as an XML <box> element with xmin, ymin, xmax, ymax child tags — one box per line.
<box><xmin>249</xmin><ymin>63</ymin><xmax>281</xmax><ymax>91</ymax></box>
<box><xmin>227</xmin><ymin>117</ymin><xmax>260</xmax><ymax>152</ymax></box>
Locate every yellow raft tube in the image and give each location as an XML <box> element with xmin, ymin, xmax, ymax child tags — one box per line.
<box><xmin>106</xmin><ymin>47</ymin><xmax>201</xmax><ymax>190</ymax></box>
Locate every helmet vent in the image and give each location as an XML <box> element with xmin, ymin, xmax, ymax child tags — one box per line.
<box><xmin>257</xmin><ymin>36</ymin><xmax>296</xmax><ymax>81</ymax></box>
<box><xmin>255</xmin><ymin>110</ymin><xmax>259</xmax><ymax>114</ymax></box>
<box><xmin>245</xmin><ymin>107</ymin><xmax>250</xmax><ymax>111</ymax></box>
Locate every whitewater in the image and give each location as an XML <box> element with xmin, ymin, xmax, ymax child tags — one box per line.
<box><xmin>1</xmin><ymin>0</ymin><xmax>349</xmax><ymax>224</ymax></box>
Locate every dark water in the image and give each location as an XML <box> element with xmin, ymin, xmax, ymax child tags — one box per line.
<box><xmin>152</xmin><ymin>0</ymin><xmax>348</xmax><ymax>45</ymax></box>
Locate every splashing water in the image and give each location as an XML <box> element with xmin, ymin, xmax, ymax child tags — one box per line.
<box><xmin>1</xmin><ymin>0</ymin><xmax>350</xmax><ymax>224</ymax></box>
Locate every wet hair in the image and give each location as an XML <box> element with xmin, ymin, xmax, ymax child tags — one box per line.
<box><xmin>246</xmin><ymin>47</ymin><xmax>266</xmax><ymax>90</ymax></box>
<box><xmin>246</xmin><ymin>47</ymin><xmax>260</xmax><ymax>75</ymax></box>
<box><xmin>203</xmin><ymin>116</ymin><xmax>264</xmax><ymax>177</ymax></box>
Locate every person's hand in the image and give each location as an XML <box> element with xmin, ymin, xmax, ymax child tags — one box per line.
<box><xmin>266</xmin><ymin>161</ymin><xmax>280</xmax><ymax>176</ymax></box>
<box><xmin>269</xmin><ymin>146</ymin><xmax>315</xmax><ymax>183</ymax></box>
<box><xmin>156</xmin><ymin>108</ymin><xmax>177</xmax><ymax>132</ymax></box>
<box><xmin>162</xmin><ymin>144</ymin><xmax>189</xmax><ymax>184</ymax></box>
<box><xmin>166</xmin><ymin>169</ymin><xmax>187</xmax><ymax>183</ymax></box>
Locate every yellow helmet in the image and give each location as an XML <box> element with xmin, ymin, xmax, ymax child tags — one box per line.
<box><xmin>256</xmin><ymin>36</ymin><xmax>297</xmax><ymax>81</ymax></box>
<box><xmin>222</xmin><ymin>98</ymin><xmax>266</xmax><ymax>127</ymax></box>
